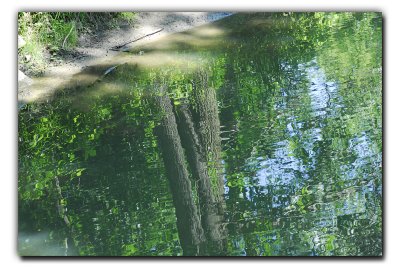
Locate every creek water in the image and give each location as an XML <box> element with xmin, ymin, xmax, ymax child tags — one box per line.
<box><xmin>18</xmin><ymin>12</ymin><xmax>382</xmax><ymax>256</ymax></box>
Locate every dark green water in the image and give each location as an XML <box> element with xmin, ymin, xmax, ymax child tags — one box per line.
<box><xmin>18</xmin><ymin>12</ymin><xmax>382</xmax><ymax>256</ymax></box>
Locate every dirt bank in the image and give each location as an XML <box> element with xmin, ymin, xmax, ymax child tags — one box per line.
<box><xmin>18</xmin><ymin>12</ymin><xmax>232</xmax><ymax>105</ymax></box>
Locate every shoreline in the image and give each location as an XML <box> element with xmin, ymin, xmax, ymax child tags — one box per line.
<box><xmin>18</xmin><ymin>12</ymin><xmax>232</xmax><ymax>105</ymax></box>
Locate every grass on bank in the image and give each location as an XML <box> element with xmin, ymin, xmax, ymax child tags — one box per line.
<box><xmin>18</xmin><ymin>12</ymin><xmax>137</xmax><ymax>76</ymax></box>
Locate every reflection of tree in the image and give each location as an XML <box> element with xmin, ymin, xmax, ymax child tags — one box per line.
<box><xmin>177</xmin><ymin>71</ymin><xmax>227</xmax><ymax>254</ymax></box>
<box><xmin>18</xmin><ymin>12</ymin><xmax>382</xmax><ymax>256</ymax></box>
<box><xmin>152</xmin><ymin>73</ymin><xmax>227</xmax><ymax>255</ymax></box>
<box><xmin>213</xmin><ymin>12</ymin><xmax>382</xmax><ymax>256</ymax></box>
<box><xmin>152</xmin><ymin>84</ymin><xmax>205</xmax><ymax>255</ymax></box>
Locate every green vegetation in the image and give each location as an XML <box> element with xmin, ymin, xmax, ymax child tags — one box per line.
<box><xmin>18</xmin><ymin>12</ymin><xmax>136</xmax><ymax>75</ymax></box>
<box><xmin>18</xmin><ymin>12</ymin><xmax>382</xmax><ymax>256</ymax></box>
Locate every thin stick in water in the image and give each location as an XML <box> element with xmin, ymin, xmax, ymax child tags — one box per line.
<box><xmin>110</xmin><ymin>28</ymin><xmax>164</xmax><ymax>51</ymax></box>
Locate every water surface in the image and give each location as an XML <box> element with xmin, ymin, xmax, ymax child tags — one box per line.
<box><xmin>18</xmin><ymin>12</ymin><xmax>382</xmax><ymax>256</ymax></box>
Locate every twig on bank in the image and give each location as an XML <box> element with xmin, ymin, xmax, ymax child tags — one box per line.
<box><xmin>110</xmin><ymin>28</ymin><xmax>164</xmax><ymax>51</ymax></box>
<box><xmin>62</xmin><ymin>25</ymin><xmax>75</xmax><ymax>49</ymax></box>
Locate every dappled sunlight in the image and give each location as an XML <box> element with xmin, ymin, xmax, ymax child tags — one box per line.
<box><xmin>130</xmin><ymin>26</ymin><xmax>227</xmax><ymax>54</ymax></box>
<box><xmin>133</xmin><ymin>32</ymin><xmax>224</xmax><ymax>53</ymax></box>
<box><xmin>60</xmin><ymin>53</ymin><xmax>214</xmax><ymax>107</ymax></box>
<box><xmin>130</xmin><ymin>52</ymin><xmax>211</xmax><ymax>69</ymax></box>
<box><xmin>247</xmin><ymin>17</ymin><xmax>275</xmax><ymax>29</ymax></box>
<box><xmin>19</xmin><ymin>72</ymin><xmax>101</xmax><ymax>104</ymax></box>
<box><xmin>190</xmin><ymin>26</ymin><xmax>226</xmax><ymax>38</ymax></box>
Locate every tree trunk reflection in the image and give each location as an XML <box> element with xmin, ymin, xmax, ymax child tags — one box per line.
<box><xmin>153</xmin><ymin>85</ymin><xmax>205</xmax><ymax>256</ymax></box>
<box><xmin>152</xmin><ymin>74</ymin><xmax>227</xmax><ymax>255</ymax></box>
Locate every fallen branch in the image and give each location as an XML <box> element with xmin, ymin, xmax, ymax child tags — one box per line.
<box><xmin>62</xmin><ymin>25</ymin><xmax>75</xmax><ymax>49</ymax></box>
<box><xmin>110</xmin><ymin>28</ymin><xmax>164</xmax><ymax>51</ymax></box>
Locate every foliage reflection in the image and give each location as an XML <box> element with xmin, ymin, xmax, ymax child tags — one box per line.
<box><xmin>18</xmin><ymin>12</ymin><xmax>382</xmax><ymax>256</ymax></box>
